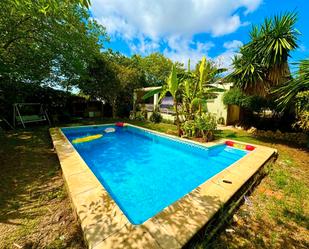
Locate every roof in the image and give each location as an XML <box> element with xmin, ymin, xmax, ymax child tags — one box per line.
<box><xmin>134</xmin><ymin>86</ymin><xmax>162</xmax><ymax>92</ymax></box>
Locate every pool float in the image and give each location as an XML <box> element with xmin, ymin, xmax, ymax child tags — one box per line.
<box><xmin>105</xmin><ymin>127</ymin><xmax>115</xmax><ymax>133</ymax></box>
<box><xmin>225</xmin><ymin>140</ymin><xmax>255</xmax><ymax>151</ymax></box>
<box><xmin>115</xmin><ymin>122</ymin><xmax>126</xmax><ymax>127</ymax></box>
<box><xmin>72</xmin><ymin>134</ymin><xmax>103</xmax><ymax>144</ymax></box>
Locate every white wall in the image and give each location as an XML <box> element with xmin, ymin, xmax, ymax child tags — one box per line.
<box><xmin>206</xmin><ymin>83</ymin><xmax>233</xmax><ymax>125</ymax></box>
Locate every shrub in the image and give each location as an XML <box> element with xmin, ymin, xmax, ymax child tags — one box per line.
<box><xmin>149</xmin><ymin>111</ymin><xmax>162</xmax><ymax>123</ymax></box>
<box><xmin>223</xmin><ymin>88</ymin><xmax>246</xmax><ymax>106</ymax></box>
<box><xmin>181</xmin><ymin>120</ymin><xmax>196</xmax><ymax>137</ymax></box>
<box><xmin>223</xmin><ymin>88</ymin><xmax>272</xmax><ymax>112</ymax></box>
<box><xmin>134</xmin><ymin>111</ymin><xmax>146</xmax><ymax>121</ymax></box>
<box><xmin>195</xmin><ymin>113</ymin><xmax>217</xmax><ymax>141</ymax></box>
<box><xmin>294</xmin><ymin>91</ymin><xmax>309</xmax><ymax>132</ymax></box>
<box><xmin>217</xmin><ymin>117</ymin><xmax>225</xmax><ymax>125</ymax></box>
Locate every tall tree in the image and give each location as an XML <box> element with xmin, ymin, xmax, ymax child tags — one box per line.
<box><xmin>0</xmin><ymin>0</ymin><xmax>107</xmax><ymax>87</ymax></box>
<box><xmin>181</xmin><ymin>57</ymin><xmax>226</xmax><ymax>120</ymax></box>
<box><xmin>227</xmin><ymin>12</ymin><xmax>299</xmax><ymax>96</ymax></box>
<box><xmin>274</xmin><ymin>59</ymin><xmax>309</xmax><ymax>131</ymax></box>
<box><xmin>132</xmin><ymin>53</ymin><xmax>174</xmax><ymax>87</ymax></box>
<box><xmin>79</xmin><ymin>52</ymin><xmax>144</xmax><ymax>118</ymax></box>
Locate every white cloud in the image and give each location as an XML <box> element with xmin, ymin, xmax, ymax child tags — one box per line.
<box><xmin>128</xmin><ymin>38</ymin><xmax>160</xmax><ymax>54</ymax></box>
<box><xmin>223</xmin><ymin>40</ymin><xmax>244</xmax><ymax>50</ymax></box>
<box><xmin>91</xmin><ymin>0</ymin><xmax>261</xmax><ymax>66</ymax></box>
<box><xmin>92</xmin><ymin>0</ymin><xmax>262</xmax><ymax>39</ymax></box>
<box><xmin>215</xmin><ymin>40</ymin><xmax>243</xmax><ymax>70</ymax></box>
<box><xmin>163</xmin><ymin>36</ymin><xmax>214</xmax><ymax>66</ymax></box>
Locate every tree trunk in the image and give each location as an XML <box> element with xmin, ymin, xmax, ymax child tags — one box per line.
<box><xmin>112</xmin><ymin>99</ymin><xmax>117</xmax><ymax>119</ymax></box>
<box><xmin>174</xmin><ymin>100</ymin><xmax>181</xmax><ymax>136</ymax></box>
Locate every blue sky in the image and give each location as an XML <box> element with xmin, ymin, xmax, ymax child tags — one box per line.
<box><xmin>91</xmin><ymin>0</ymin><xmax>308</xmax><ymax>68</ymax></box>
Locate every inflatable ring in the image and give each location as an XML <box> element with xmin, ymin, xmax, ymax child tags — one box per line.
<box><xmin>105</xmin><ymin>127</ymin><xmax>115</xmax><ymax>133</ymax></box>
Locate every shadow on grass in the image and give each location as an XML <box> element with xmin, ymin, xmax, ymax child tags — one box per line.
<box><xmin>0</xmin><ymin>126</ymin><xmax>85</xmax><ymax>248</ymax></box>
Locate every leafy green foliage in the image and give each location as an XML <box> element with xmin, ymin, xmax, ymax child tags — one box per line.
<box><xmin>134</xmin><ymin>111</ymin><xmax>146</xmax><ymax>121</ymax></box>
<box><xmin>181</xmin><ymin>120</ymin><xmax>196</xmax><ymax>137</ymax></box>
<box><xmin>293</xmin><ymin>91</ymin><xmax>309</xmax><ymax>131</ymax></box>
<box><xmin>0</xmin><ymin>0</ymin><xmax>107</xmax><ymax>87</ymax></box>
<box><xmin>274</xmin><ymin>59</ymin><xmax>309</xmax><ymax>131</ymax></box>
<box><xmin>182</xmin><ymin>113</ymin><xmax>217</xmax><ymax>141</ymax></box>
<box><xmin>223</xmin><ymin>88</ymin><xmax>247</xmax><ymax>106</ymax></box>
<box><xmin>227</xmin><ymin>12</ymin><xmax>299</xmax><ymax>96</ymax></box>
<box><xmin>79</xmin><ymin>51</ymin><xmax>144</xmax><ymax>118</ymax></box>
<box><xmin>223</xmin><ymin>88</ymin><xmax>271</xmax><ymax>112</ymax></box>
<box><xmin>181</xmin><ymin>57</ymin><xmax>226</xmax><ymax>119</ymax></box>
<box><xmin>275</xmin><ymin>59</ymin><xmax>309</xmax><ymax>108</ymax></box>
<box><xmin>143</xmin><ymin>56</ymin><xmax>225</xmax><ymax>136</ymax></box>
<box><xmin>132</xmin><ymin>53</ymin><xmax>174</xmax><ymax>86</ymax></box>
<box><xmin>149</xmin><ymin>111</ymin><xmax>162</xmax><ymax>123</ymax></box>
<box><xmin>195</xmin><ymin>113</ymin><xmax>217</xmax><ymax>140</ymax></box>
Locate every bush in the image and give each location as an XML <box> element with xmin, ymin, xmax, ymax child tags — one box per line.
<box><xmin>293</xmin><ymin>91</ymin><xmax>309</xmax><ymax>132</ymax></box>
<box><xmin>223</xmin><ymin>88</ymin><xmax>246</xmax><ymax>106</ymax></box>
<box><xmin>223</xmin><ymin>88</ymin><xmax>271</xmax><ymax>112</ymax></box>
<box><xmin>134</xmin><ymin>111</ymin><xmax>146</xmax><ymax>121</ymax></box>
<box><xmin>182</xmin><ymin>113</ymin><xmax>217</xmax><ymax>141</ymax></box>
<box><xmin>217</xmin><ymin>117</ymin><xmax>225</xmax><ymax>125</ymax></box>
<box><xmin>195</xmin><ymin>113</ymin><xmax>217</xmax><ymax>141</ymax></box>
<box><xmin>181</xmin><ymin>120</ymin><xmax>196</xmax><ymax>137</ymax></box>
<box><xmin>149</xmin><ymin>111</ymin><xmax>162</xmax><ymax>123</ymax></box>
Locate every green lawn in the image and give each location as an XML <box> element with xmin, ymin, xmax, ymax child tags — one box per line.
<box><xmin>0</xmin><ymin>119</ymin><xmax>308</xmax><ymax>248</ymax></box>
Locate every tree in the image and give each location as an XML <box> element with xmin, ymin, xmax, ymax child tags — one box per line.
<box><xmin>79</xmin><ymin>52</ymin><xmax>144</xmax><ymax>118</ymax></box>
<box><xmin>181</xmin><ymin>57</ymin><xmax>226</xmax><ymax>120</ymax></box>
<box><xmin>0</xmin><ymin>0</ymin><xmax>107</xmax><ymax>87</ymax></box>
<box><xmin>132</xmin><ymin>53</ymin><xmax>184</xmax><ymax>87</ymax></box>
<box><xmin>275</xmin><ymin>59</ymin><xmax>309</xmax><ymax>108</ymax></box>
<box><xmin>143</xmin><ymin>64</ymin><xmax>182</xmax><ymax>135</ymax></box>
<box><xmin>274</xmin><ymin>59</ymin><xmax>309</xmax><ymax>131</ymax></box>
<box><xmin>143</xmin><ymin>56</ymin><xmax>225</xmax><ymax>136</ymax></box>
<box><xmin>227</xmin><ymin>12</ymin><xmax>299</xmax><ymax>96</ymax></box>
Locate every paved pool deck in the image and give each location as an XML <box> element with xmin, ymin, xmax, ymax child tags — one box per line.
<box><xmin>50</xmin><ymin>124</ymin><xmax>277</xmax><ymax>249</ymax></box>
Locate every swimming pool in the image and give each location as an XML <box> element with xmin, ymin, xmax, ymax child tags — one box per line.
<box><xmin>61</xmin><ymin>124</ymin><xmax>249</xmax><ymax>225</ymax></box>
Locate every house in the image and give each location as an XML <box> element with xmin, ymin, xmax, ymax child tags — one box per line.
<box><xmin>133</xmin><ymin>83</ymin><xmax>240</xmax><ymax>125</ymax></box>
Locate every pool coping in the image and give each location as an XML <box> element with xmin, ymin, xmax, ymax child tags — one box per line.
<box><xmin>50</xmin><ymin>123</ymin><xmax>277</xmax><ymax>249</ymax></box>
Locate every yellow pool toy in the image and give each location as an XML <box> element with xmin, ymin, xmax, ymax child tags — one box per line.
<box><xmin>72</xmin><ymin>134</ymin><xmax>103</xmax><ymax>144</ymax></box>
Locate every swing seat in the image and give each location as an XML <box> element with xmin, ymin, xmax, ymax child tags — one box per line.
<box><xmin>13</xmin><ymin>103</ymin><xmax>51</xmax><ymax>128</ymax></box>
<box><xmin>16</xmin><ymin>115</ymin><xmax>46</xmax><ymax>123</ymax></box>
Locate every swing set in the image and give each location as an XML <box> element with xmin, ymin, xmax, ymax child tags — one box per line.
<box><xmin>13</xmin><ymin>103</ymin><xmax>51</xmax><ymax>128</ymax></box>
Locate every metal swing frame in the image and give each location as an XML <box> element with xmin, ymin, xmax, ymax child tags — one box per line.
<box><xmin>13</xmin><ymin>103</ymin><xmax>51</xmax><ymax>128</ymax></box>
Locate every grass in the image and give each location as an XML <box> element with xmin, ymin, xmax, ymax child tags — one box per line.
<box><xmin>0</xmin><ymin>118</ymin><xmax>308</xmax><ymax>248</ymax></box>
<box><xmin>0</xmin><ymin>127</ymin><xmax>84</xmax><ymax>248</ymax></box>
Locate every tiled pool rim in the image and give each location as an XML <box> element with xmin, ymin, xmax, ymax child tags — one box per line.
<box><xmin>50</xmin><ymin>123</ymin><xmax>277</xmax><ymax>249</ymax></box>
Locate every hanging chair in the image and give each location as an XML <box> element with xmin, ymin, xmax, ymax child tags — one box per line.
<box><xmin>13</xmin><ymin>103</ymin><xmax>51</xmax><ymax>128</ymax></box>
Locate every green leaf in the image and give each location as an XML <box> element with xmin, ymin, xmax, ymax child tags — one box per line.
<box><xmin>142</xmin><ymin>88</ymin><xmax>162</xmax><ymax>100</ymax></box>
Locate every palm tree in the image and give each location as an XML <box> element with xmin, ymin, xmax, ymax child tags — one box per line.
<box><xmin>228</xmin><ymin>12</ymin><xmax>300</xmax><ymax>96</ymax></box>
<box><xmin>274</xmin><ymin>59</ymin><xmax>309</xmax><ymax>131</ymax></box>
<box><xmin>227</xmin><ymin>50</ymin><xmax>267</xmax><ymax>95</ymax></box>
<box><xmin>274</xmin><ymin>59</ymin><xmax>309</xmax><ymax>109</ymax></box>
<box><xmin>181</xmin><ymin>57</ymin><xmax>226</xmax><ymax>119</ymax></box>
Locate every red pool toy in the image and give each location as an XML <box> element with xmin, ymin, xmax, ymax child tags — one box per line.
<box><xmin>115</xmin><ymin>122</ymin><xmax>125</xmax><ymax>127</ymax></box>
<box><xmin>225</xmin><ymin>140</ymin><xmax>234</xmax><ymax>146</ymax></box>
<box><xmin>245</xmin><ymin>145</ymin><xmax>255</xmax><ymax>151</ymax></box>
<box><xmin>225</xmin><ymin>140</ymin><xmax>255</xmax><ymax>151</ymax></box>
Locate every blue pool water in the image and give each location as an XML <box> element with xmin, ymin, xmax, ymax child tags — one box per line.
<box><xmin>62</xmin><ymin>125</ymin><xmax>248</xmax><ymax>225</ymax></box>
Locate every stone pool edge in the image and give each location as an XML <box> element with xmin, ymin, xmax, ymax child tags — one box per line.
<box><xmin>50</xmin><ymin>124</ymin><xmax>277</xmax><ymax>249</ymax></box>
